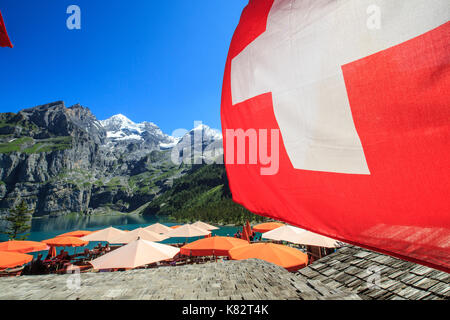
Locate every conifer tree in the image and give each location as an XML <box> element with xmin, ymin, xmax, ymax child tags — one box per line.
<box><xmin>2</xmin><ymin>200</ymin><xmax>33</xmax><ymax>240</ymax></box>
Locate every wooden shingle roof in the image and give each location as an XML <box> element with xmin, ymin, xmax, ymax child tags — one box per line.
<box><xmin>0</xmin><ymin>259</ymin><xmax>361</xmax><ymax>300</ymax></box>
<box><xmin>296</xmin><ymin>246</ymin><xmax>449</xmax><ymax>300</ymax></box>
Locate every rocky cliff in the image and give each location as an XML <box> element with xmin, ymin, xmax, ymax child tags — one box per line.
<box><xmin>0</xmin><ymin>101</ymin><xmax>223</xmax><ymax>218</ymax></box>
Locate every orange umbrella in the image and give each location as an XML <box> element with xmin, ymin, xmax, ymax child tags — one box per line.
<box><xmin>180</xmin><ymin>236</ymin><xmax>249</xmax><ymax>257</ymax></box>
<box><xmin>0</xmin><ymin>251</ymin><xmax>33</xmax><ymax>269</ymax></box>
<box><xmin>228</xmin><ymin>243</ymin><xmax>308</xmax><ymax>272</ymax></box>
<box><xmin>252</xmin><ymin>222</ymin><xmax>285</xmax><ymax>233</ymax></box>
<box><xmin>42</xmin><ymin>236</ymin><xmax>88</xmax><ymax>247</ymax></box>
<box><xmin>56</xmin><ymin>230</ymin><xmax>93</xmax><ymax>238</ymax></box>
<box><xmin>170</xmin><ymin>225</ymin><xmax>182</xmax><ymax>229</ymax></box>
<box><xmin>0</xmin><ymin>240</ymin><xmax>49</xmax><ymax>254</ymax></box>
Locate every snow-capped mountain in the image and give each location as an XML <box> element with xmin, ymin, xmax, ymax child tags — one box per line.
<box><xmin>99</xmin><ymin>114</ymin><xmax>222</xmax><ymax>152</ymax></box>
<box><xmin>99</xmin><ymin>114</ymin><xmax>178</xmax><ymax>149</ymax></box>
<box><xmin>175</xmin><ymin>124</ymin><xmax>223</xmax><ymax>150</ymax></box>
<box><xmin>0</xmin><ymin>101</ymin><xmax>225</xmax><ymax>218</ymax></box>
<box><xmin>172</xmin><ymin>124</ymin><xmax>224</xmax><ymax>164</ymax></box>
<box><xmin>190</xmin><ymin>124</ymin><xmax>223</xmax><ymax>142</ymax></box>
<box><xmin>99</xmin><ymin>114</ymin><xmax>145</xmax><ymax>140</ymax></box>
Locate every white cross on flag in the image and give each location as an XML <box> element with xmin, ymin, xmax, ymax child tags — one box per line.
<box><xmin>221</xmin><ymin>0</ymin><xmax>450</xmax><ymax>272</ymax></box>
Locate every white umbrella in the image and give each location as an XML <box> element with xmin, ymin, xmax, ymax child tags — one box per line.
<box><xmin>144</xmin><ymin>223</ymin><xmax>173</xmax><ymax>234</ymax></box>
<box><xmin>80</xmin><ymin>227</ymin><xmax>126</xmax><ymax>243</ymax></box>
<box><xmin>165</xmin><ymin>224</ymin><xmax>211</xmax><ymax>238</ymax></box>
<box><xmin>89</xmin><ymin>239</ymin><xmax>180</xmax><ymax>270</ymax></box>
<box><xmin>191</xmin><ymin>221</ymin><xmax>219</xmax><ymax>231</ymax></box>
<box><xmin>262</xmin><ymin>226</ymin><xmax>340</xmax><ymax>248</ymax></box>
<box><xmin>110</xmin><ymin>228</ymin><xmax>168</xmax><ymax>244</ymax></box>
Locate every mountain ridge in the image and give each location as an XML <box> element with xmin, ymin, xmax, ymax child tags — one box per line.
<box><xmin>0</xmin><ymin>101</ymin><xmax>227</xmax><ymax>220</ymax></box>
<box><xmin>99</xmin><ymin>113</ymin><xmax>222</xmax><ymax>154</ymax></box>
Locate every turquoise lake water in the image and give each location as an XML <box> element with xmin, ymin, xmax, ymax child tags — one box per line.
<box><xmin>0</xmin><ymin>214</ymin><xmax>242</xmax><ymax>257</ymax></box>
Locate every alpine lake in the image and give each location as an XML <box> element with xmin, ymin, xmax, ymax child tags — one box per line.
<box><xmin>0</xmin><ymin>213</ymin><xmax>241</xmax><ymax>258</ymax></box>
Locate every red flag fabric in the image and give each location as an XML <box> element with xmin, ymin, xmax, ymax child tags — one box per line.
<box><xmin>0</xmin><ymin>10</ymin><xmax>13</xmax><ymax>48</ymax></box>
<box><xmin>221</xmin><ymin>0</ymin><xmax>450</xmax><ymax>272</ymax></box>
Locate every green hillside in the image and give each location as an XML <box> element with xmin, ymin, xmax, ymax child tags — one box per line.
<box><xmin>144</xmin><ymin>164</ymin><xmax>267</xmax><ymax>225</ymax></box>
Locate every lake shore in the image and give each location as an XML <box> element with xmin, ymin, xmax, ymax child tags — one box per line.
<box><xmin>1</xmin><ymin>212</ymin><xmax>244</xmax><ymax>245</ymax></box>
<box><xmin>31</xmin><ymin>211</ymin><xmax>264</xmax><ymax>229</ymax></box>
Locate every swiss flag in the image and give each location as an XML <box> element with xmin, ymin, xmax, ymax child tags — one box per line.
<box><xmin>221</xmin><ymin>0</ymin><xmax>450</xmax><ymax>272</ymax></box>
<box><xmin>0</xmin><ymin>10</ymin><xmax>13</xmax><ymax>48</ymax></box>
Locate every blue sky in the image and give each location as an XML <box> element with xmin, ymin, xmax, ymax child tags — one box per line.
<box><xmin>0</xmin><ymin>0</ymin><xmax>247</xmax><ymax>134</ymax></box>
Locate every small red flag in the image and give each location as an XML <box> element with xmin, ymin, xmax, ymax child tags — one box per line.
<box><xmin>0</xmin><ymin>10</ymin><xmax>13</xmax><ymax>48</ymax></box>
<box><xmin>241</xmin><ymin>226</ymin><xmax>250</xmax><ymax>243</ymax></box>
<box><xmin>245</xmin><ymin>221</ymin><xmax>252</xmax><ymax>237</ymax></box>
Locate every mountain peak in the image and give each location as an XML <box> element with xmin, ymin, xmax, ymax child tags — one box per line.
<box><xmin>102</xmin><ymin>114</ymin><xmax>135</xmax><ymax>125</ymax></box>
<box><xmin>193</xmin><ymin>123</ymin><xmax>210</xmax><ymax>130</ymax></box>
<box><xmin>109</xmin><ymin>113</ymin><xmax>130</xmax><ymax>121</ymax></box>
<box><xmin>191</xmin><ymin>124</ymin><xmax>222</xmax><ymax>140</ymax></box>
